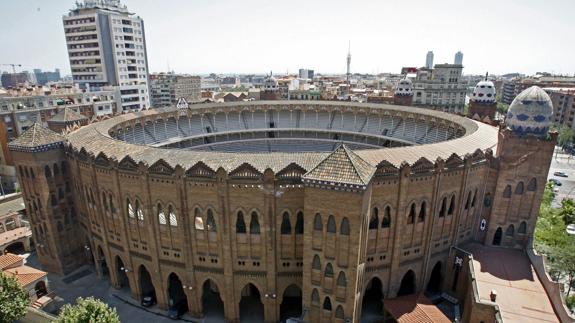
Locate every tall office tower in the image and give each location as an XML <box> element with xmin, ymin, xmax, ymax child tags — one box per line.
<box><xmin>346</xmin><ymin>42</ymin><xmax>351</xmax><ymax>85</ymax></box>
<box><xmin>454</xmin><ymin>51</ymin><xmax>463</xmax><ymax>65</ymax></box>
<box><xmin>425</xmin><ymin>51</ymin><xmax>434</xmax><ymax>69</ymax></box>
<box><xmin>63</xmin><ymin>0</ymin><xmax>150</xmax><ymax>112</ymax></box>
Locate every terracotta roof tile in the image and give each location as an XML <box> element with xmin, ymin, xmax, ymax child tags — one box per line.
<box><xmin>384</xmin><ymin>293</ymin><xmax>451</xmax><ymax>323</ymax></box>
<box><xmin>49</xmin><ymin>107</ymin><xmax>88</xmax><ymax>123</ymax></box>
<box><xmin>0</xmin><ymin>253</ymin><xmax>23</xmax><ymax>270</ymax></box>
<box><xmin>3</xmin><ymin>265</ymin><xmax>47</xmax><ymax>287</ymax></box>
<box><xmin>8</xmin><ymin>122</ymin><xmax>64</xmax><ymax>152</ymax></box>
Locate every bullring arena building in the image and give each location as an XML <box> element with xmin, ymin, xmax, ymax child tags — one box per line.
<box><xmin>8</xmin><ymin>84</ymin><xmax>573</xmax><ymax>322</ymax></box>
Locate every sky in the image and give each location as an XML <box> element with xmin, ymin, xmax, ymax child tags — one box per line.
<box><xmin>1</xmin><ymin>0</ymin><xmax>574</xmax><ymax>76</ymax></box>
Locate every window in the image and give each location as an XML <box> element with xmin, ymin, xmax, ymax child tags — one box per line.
<box><xmin>382</xmin><ymin>206</ymin><xmax>391</xmax><ymax>228</ymax></box>
<box><xmin>340</xmin><ymin>217</ymin><xmax>350</xmax><ymax>235</ymax></box>
<box><xmin>471</xmin><ymin>189</ymin><xmax>478</xmax><ymax>207</ymax></box>
<box><xmin>518</xmin><ymin>221</ymin><xmax>527</xmax><ymax>234</ymax></box>
<box><xmin>109</xmin><ymin>194</ymin><xmax>115</xmax><ymax>214</ymax></box>
<box><xmin>337</xmin><ymin>271</ymin><xmax>346</xmax><ymax>286</ymax></box>
<box><xmin>506</xmin><ymin>224</ymin><xmax>514</xmax><ymax>236</ymax></box>
<box><xmin>314</xmin><ymin>213</ymin><xmax>322</xmax><ymax>231</ymax></box>
<box><xmin>327</xmin><ymin>215</ymin><xmax>336</xmax><ymax>233</ymax></box>
<box><xmin>135</xmin><ymin>200</ymin><xmax>144</xmax><ymax>221</ymax></box>
<box><xmin>236</xmin><ymin>211</ymin><xmax>246</xmax><ymax>233</ymax></box>
<box><xmin>102</xmin><ymin>193</ymin><xmax>108</xmax><ymax>211</ymax></box>
<box><xmin>515</xmin><ymin>182</ymin><xmax>524</xmax><ymax>195</ymax></box>
<box><xmin>312</xmin><ymin>255</ymin><xmax>321</xmax><ymax>270</ymax></box>
<box><xmin>465</xmin><ymin>192</ymin><xmax>471</xmax><ymax>210</ymax></box>
<box><xmin>295</xmin><ymin>211</ymin><xmax>304</xmax><ymax>234</ymax></box>
<box><xmin>324</xmin><ymin>263</ymin><xmax>334</xmax><ymax>277</ymax></box>
<box><xmin>194</xmin><ymin>208</ymin><xmax>204</xmax><ymax>230</ymax></box>
<box><xmin>527</xmin><ymin>178</ymin><xmax>537</xmax><ymax>191</ymax></box>
<box><xmin>503</xmin><ymin>185</ymin><xmax>512</xmax><ymax>198</ymax></box>
<box><xmin>127</xmin><ymin>199</ymin><xmax>135</xmax><ymax>218</ymax></box>
<box><xmin>335</xmin><ymin>306</ymin><xmax>344</xmax><ymax>319</ymax></box>
<box><xmin>484</xmin><ymin>193</ymin><xmax>492</xmax><ymax>207</ymax></box>
<box><xmin>323</xmin><ymin>297</ymin><xmax>332</xmax><ymax>311</ymax></box>
<box><xmin>407</xmin><ymin>203</ymin><xmax>415</xmax><ymax>224</ymax></box>
<box><xmin>51</xmin><ymin>194</ymin><xmax>57</xmax><ymax>206</ymax></box>
<box><xmin>158</xmin><ymin>204</ymin><xmax>166</xmax><ymax>225</ymax></box>
<box><xmin>207</xmin><ymin>209</ymin><xmax>216</xmax><ymax>232</ymax></box>
<box><xmin>53</xmin><ymin>163</ymin><xmax>59</xmax><ymax>175</ymax></box>
<box><xmin>439</xmin><ymin>197</ymin><xmax>446</xmax><ymax>217</ymax></box>
<box><xmin>44</xmin><ymin>165</ymin><xmax>52</xmax><ymax>178</ymax></box>
<box><xmin>369</xmin><ymin>208</ymin><xmax>379</xmax><ymax>229</ymax></box>
<box><xmin>448</xmin><ymin>195</ymin><xmax>455</xmax><ymax>215</ymax></box>
<box><xmin>250</xmin><ymin>211</ymin><xmax>260</xmax><ymax>234</ymax></box>
<box><xmin>311</xmin><ymin>289</ymin><xmax>319</xmax><ymax>304</ymax></box>
<box><xmin>168</xmin><ymin>205</ymin><xmax>177</xmax><ymax>226</ymax></box>
<box><xmin>281</xmin><ymin>212</ymin><xmax>291</xmax><ymax>234</ymax></box>
<box><xmin>418</xmin><ymin>202</ymin><xmax>426</xmax><ymax>222</ymax></box>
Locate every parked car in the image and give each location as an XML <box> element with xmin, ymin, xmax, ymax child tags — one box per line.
<box><xmin>554</xmin><ymin>171</ymin><xmax>568</xmax><ymax>177</ymax></box>
<box><xmin>168</xmin><ymin>299</ymin><xmax>188</xmax><ymax>320</ymax></box>
<box><xmin>141</xmin><ymin>293</ymin><xmax>156</xmax><ymax>307</ymax></box>
<box><xmin>549</xmin><ymin>178</ymin><xmax>562</xmax><ymax>186</ymax></box>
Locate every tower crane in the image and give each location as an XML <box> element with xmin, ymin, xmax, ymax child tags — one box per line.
<box><xmin>1</xmin><ymin>64</ymin><xmax>22</xmax><ymax>73</ymax></box>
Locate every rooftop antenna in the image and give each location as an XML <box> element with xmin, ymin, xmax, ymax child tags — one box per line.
<box><xmin>485</xmin><ymin>71</ymin><xmax>489</xmax><ymax>81</ymax></box>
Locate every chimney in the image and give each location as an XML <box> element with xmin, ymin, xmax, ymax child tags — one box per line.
<box><xmin>490</xmin><ymin>289</ymin><xmax>497</xmax><ymax>302</ymax></box>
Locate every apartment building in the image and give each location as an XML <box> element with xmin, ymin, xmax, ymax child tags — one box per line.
<box><xmin>546</xmin><ymin>88</ymin><xmax>575</xmax><ymax>130</ymax></box>
<box><xmin>150</xmin><ymin>73</ymin><xmax>201</xmax><ymax>108</ymax></box>
<box><xmin>63</xmin><ymin>0</ymin><xmax>150</xmax><ymax>112</ymax></box>
<box><xmin>411</xmin><ymin>64</ymin><xmax>467</xmax><ymax>114</ymax></box>
<box><xmin>501</xmin><ymin>76</ymin><xmax>575</xmax><ymax>104</ymax></box>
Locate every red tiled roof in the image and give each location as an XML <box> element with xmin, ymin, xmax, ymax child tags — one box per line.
<box><xmin>384</xmin><ymin>293</ymin><xmax>451</xmax><ymax>323</ymax></box>
<box><xmin>0</xmin><ymin>253</ymin><xmax>23</xmax><ymax>270</ymax></box>
<box><xmin>4</xmin><ymin>265</ymin><xmax>47</xmax><ymax>287</ymax></box>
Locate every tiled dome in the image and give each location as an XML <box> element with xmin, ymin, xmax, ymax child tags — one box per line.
<box><xmin>506</xmin><ymin>86</ymin><xmax>553</xmax><ymax>137</ymax></box>
<box><xmin>471</xmin><ymin>80</ymin><xmax>496</xmax><ymax>104</ymax></box>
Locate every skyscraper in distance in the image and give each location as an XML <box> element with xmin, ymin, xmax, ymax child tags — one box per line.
<box><xmin>425</xmin><ymin>51</ymin><xmax>434</xmax><ymax>69</ymax></box>
<box><xmin>63</xmin><ymin>0</ymin><xmax>150</xmax><ymax>112</ymax></box>
<box><xmin>454</xmin><ymin>51</ymin><xmax>463</xmax><ymax>65</ymax></box>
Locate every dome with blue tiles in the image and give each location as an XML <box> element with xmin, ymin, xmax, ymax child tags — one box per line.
<box><xmin>471</xmin><ymin>80</ymin><xmax>496</xmax><ymax>104</ymax></box>
<box><xmin>505</xmin><ymin>86</ymin><xmax>553</xmax><ymax>137</ymax></box>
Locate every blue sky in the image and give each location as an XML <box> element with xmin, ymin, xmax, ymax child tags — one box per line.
<box><xmin>1</xmin><ymin>0</ymin><xmax>574</xmax><ymax>76</ymax></box>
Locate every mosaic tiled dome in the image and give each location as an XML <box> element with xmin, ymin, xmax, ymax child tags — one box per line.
<box><xmin>395</xmin><ymin>78</ymin><xmax>413</xmax><ymax>96</ymax></box>
<box><xmin>471</xmin><ymin>80</ymin><xmax>496</xmax><ymax>104</ymax></box>
<box><xmin>506</xmin><ymin>86</ymin><xmax>553</xmax><ymax>137</ymax></box>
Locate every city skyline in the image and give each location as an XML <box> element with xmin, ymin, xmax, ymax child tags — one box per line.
<box><xmin>1</xmin><ymin>0</ymin><xmax>574</xmax><ymax>76</ymax></box>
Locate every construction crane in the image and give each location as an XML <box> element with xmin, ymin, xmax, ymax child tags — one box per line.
<box><xmin>1</xmin><ymin>64</ymin><xmax>22</xmax><ymax>73</ymax></box>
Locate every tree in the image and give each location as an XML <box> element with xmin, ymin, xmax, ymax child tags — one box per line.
<box><xmin>558</xmin><ymin>127</ymin><xmax>574</xmax><ymax>148</ymax></box>
<box><xmin>559</xmin><ymin>198</ymin><xmax>575</xmax><ymax>225</ymax></box>
<box><xmin>0</xmin><ymin>272</ymin><xmax>29</xmax><ymax>322</ymax></box>
<box><xmin>56</xmin><ymin>297</ymin><xmax>120</xmax><ymax>323</ymax></box>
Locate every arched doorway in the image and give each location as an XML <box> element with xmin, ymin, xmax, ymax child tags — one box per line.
<box><xmin>426</xmin><ymin>262</ymin><xmax>442</xmax><ymax>294</ymax></box>
<box><xmin>361</xmin><ymin>277</ymin><xmax>384</xmax><ymax>322</ymax></box>
<box><xmin>239</xmin><ymin>283</ymin><xmax>264</xmax><ymax>323</ymax></box>
<box><xmin>492</xmin><ymin>227</ymin><xmax>502</xmax><ymax>246</ymax></box>
<box><xmin>5</xmin><ymin>241</ymin><xmax>25</xmax><ymax>254</ymax></box>
<box><xmin>138</xmin><ymin>265</ymin><xmax>156</xmax><ymax>307</ymax></box>
<box><xmin>97</xmin><ymin>246</ymin><xmax>108</xmax><ymax>277</ymax></box>
<box><xmin>115</xmin><ymin>256</ymin><xmax>130</xmax><ymax>290</ymax></box>
<box><xmin>202</xmin><ymin>279</ymin><xmax>224</xmax><ymax>320</ymax></box>
<box><xmin>397</xmin><ymin>270</ymin><xmax>416</xmax><ymax>296</ymax></box>
<box><xmin>280</xmin><ymin>284</ymin><xmax>302</xmax><ymax>322</ymax></box>
<box><xmin>34</xmin><ymin>281</ymin><xmax>47</xmax><ymax>298</ymax></box>
<box><xmin>167</xmin><ymin>273</ymin><xmax>188</xmax><ymax>315</ymax></box>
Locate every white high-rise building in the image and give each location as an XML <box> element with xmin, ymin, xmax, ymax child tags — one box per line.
<box><xmin>425</xmin><ymin>51</ymin><xmax>434</xmax><ymax>69</ymax></box>
<box><xmin>63</xmin><ymin>0</ymin><xmax>150</xmax><ymax>112</ymax></box>
<box><xmin>454</xmin><ymin>51</ymin><xmax>463</xmax><ymax>65</ymax></box>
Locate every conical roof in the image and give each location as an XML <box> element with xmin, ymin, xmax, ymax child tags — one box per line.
<box><xmin>303</xmin><ymin>144</ymin><xmax>375</xmax><ymax>189</ymax></box>
<box><xmin>8</xmin><ymin>122</ymin><xmax>65</xmax><ymax>153</ymax></box>
<box><xmin>49</xmin><ymin>107</ymin><xmax>88</xmax><ymax>123</ymax></box>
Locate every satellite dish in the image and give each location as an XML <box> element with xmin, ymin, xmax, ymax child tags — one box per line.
<box><xmin>176</xmin><ymin>97</ymin><xmax>189</xmax><ymax>109</ymax></box>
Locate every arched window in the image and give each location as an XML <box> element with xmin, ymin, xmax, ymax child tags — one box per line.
<box><xmin>515</xmin><ymin>182</ymin><xmax>524</xmax><ymax>195</ymax></box>
<box><xmin>295</xmin><ymin>211</ymin><xmax>304</xmax><ymax>234</ymax></box>
<box><xmin>30</xmin><ymin>168</ymin><xmax>35</xmax><ymax>178</ymax></box>
<box><xmin>194</xmin><ymin>208</ymin><xmax>204</xmax><ymax>230</ymax></box>
<box><xmin>250</xmin><ymin>211</ymin><xmax>260</xmax><ymax>234</ymax></box>
<box><xmin>314</xmin><ymin>213</ymin><xmax>322</xmax><ymax>231</ymax></box>
<box><xmin>109</xmin><ymin>194</ymin><xmax>115</xmax><ymax>214</ymax></box>
<box><xmin>382</xmin><ymin>206</ymin><xmax>391</xmax><ymax>228</ymax></box>
<box><xmin>471</xmin><ymin>189</ymin><xmax>478</xmax><ymax>207</ymax></box>
<box><xmin>281</xmin><ymin>212</ymin><xmax>291</xmax><ymax>234</ymax></box>
<box><xmin>327</xmin><ymin>215</ymin><xmax>336</xmax><ymax>233</ymax></box>
<box><xmin>465</xmin><ymin>192</ymin><xmax>471</xmax><ymax>210</ymax></box>
<box><xmin>136</xmin><ymin>200</ymin><xmax>144</xmax><ymax>221</ymax></box>
<box><xmin>61</xmin><ymin>161</ymin><xmax>67</xmax><ymax>174</ymax></box>
<box><xmin>369</xmin><ymin>208</ymin><xmax>379</xmax><ymax>229</ymax></box>
<box><xmin>168</xmin><ymin>205</ymin><xmax>177</xmax><ymax>226</ymax></box>
<box><xmin>44</xmin><ymin>165</ymin><xmax>52</xmax><ymax>178</ymax></box>
<box><xmin>157</xmin><ymin>204</ymin><xmax>166</xmax><ymax>225</ymax></box>
<box><xmin>503</xmin><ymin>185</ymin><xmax>512</xmax><ymax>198</ymax></box>
<box><xmin>340</xmin><ymin>217</ymin><xmax>350</xmax><ymax>235</ymax></box>
<box><xmin>438</xmin><ymin>197</ymin><xmax>446</xmax><ymax>217</ymax></box>
<box><xmin>311</xmin><ymin>289</ymin><xmax>319</xmax><ymax>304</ymax></box>
<box><xmin>337</xmin><ymin>271</ymin><xmax>346</xmax><ymax>286</ymax></box>
<box><xmin>324</xmin><ymin>263</ymin><xmax>334</xmax><ymax>277</ymax></box>
<box><xmin>506</xmin><ymin>224</ymin><xmax>514</xmax><ymax>236</ymax></box>
<box><xmin>312</xmin><ymin>255</ymin><xmax>321</xmax><ymax>270</ymax></box>
<box><xmin>323</xmin><ymin>297</ymin><xmax>332</xmax><ymax>311</ymax></box>
<box><xmin>236</xmin><ymin>211</ymin><xmax>246</xmax><ymax>233</ymax></box>
<box><xmin>102</xmin><ymin>192</ymin><xmax>108</xmax><ymax>211</ymax></box>
<box><xmin>335</xmin><ymin>305</ymin><xmax>345</xmax><ymax>319</ymax></box>
<box><xmin>407</xmin><ymin>203</ymin><xmax>415</xmax><ymax>224</ymax></box>
<box><xmin>527</xmin><ymin>178</ymin><xmax>537</xmax><ymax>191</ymax></box>
<box><xmin>126</xmin><ymin>199</ymin><xmax>136</xmax><ymax>219</ymax></box>
<box><xmin>53</xmin><ymin>163</ymin><xmax>59</xmax><ymax>175</ymax></box>
<box><xmin>448</xmin><ymin>195</ymin><xmax>455</xmax><ymax>215</ymax></box>
<box><xmin>51</xmin><ymin>194</ymin><xmax>57</xmax><ymax>206</ymax></box>
<box><xmin>418</xmin><ymin>202</ymin><xmax>426</xmax><ymax>222</ymax></box>
<box><xmin>518</xmin><ymin>221</ymin><xmax>527</xmax><ymax>234</ymax></box>
<box><xmin>484</xmin><ymin>193</ymin><xmax>492</xmax><ymax>207</ymax></box>
<box><xmin>207</xmin><ymin>209</ymin><xmax>216</xmax><ymax>232</ymax></box>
